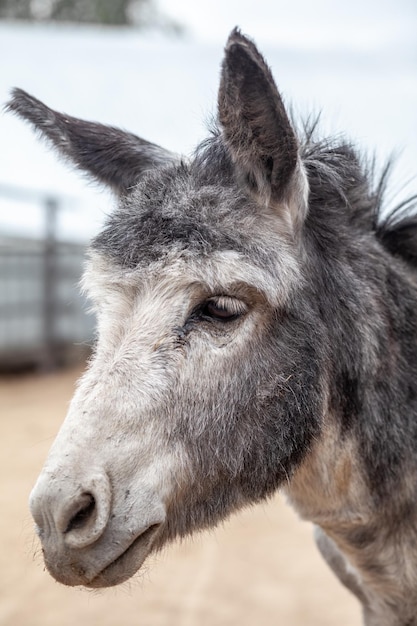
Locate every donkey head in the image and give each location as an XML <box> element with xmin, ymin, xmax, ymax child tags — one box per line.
<box><xmin>9</xmin><ymin>29</ymin><xmax>323</xmax><ymax>588</ymax></box>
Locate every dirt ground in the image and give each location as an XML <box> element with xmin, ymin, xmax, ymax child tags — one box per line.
<box><xmin>0</xmin><ymin>365</ymin><xmax>362</xmax><ymax>626</ymax></box>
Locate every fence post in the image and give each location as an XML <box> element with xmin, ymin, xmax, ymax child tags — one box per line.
<box><xmin>42</xmin><ymin>196</ymin><xmax>58</xmax><ymax>369</ymax></box>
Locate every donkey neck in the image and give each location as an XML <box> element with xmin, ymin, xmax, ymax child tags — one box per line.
<box><xmin>286</xmin><ymin>418</ymin><xmax>417</xmax><ymax>625</ymax></box>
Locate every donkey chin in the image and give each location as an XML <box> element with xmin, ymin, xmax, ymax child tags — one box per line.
<box><xmin>45</xmin><ymin>523</ymin><xmax>162</xmax><ymax>589</ymax></box>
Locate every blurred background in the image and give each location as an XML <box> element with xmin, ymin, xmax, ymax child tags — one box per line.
<box><xmin>0</xmin><ymin>1</ymin><xmax>415</xmax><ymax>624</ymax></box>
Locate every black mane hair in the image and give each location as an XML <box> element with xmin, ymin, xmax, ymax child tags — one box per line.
<box><xmin>300</xmin><ymin>121</ymin><xmax>417</xmax><ymax>268</ymax></box>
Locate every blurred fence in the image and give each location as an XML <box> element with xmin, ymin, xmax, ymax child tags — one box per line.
<box><xmin>0</xmin><ymin>188</ymin><xmax>95</xmax><ymax>370</ymax></box>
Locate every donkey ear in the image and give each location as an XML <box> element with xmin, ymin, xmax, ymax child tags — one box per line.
<box><xmin>218</xmin><ymin>30</ymin><xmax>308</xmax><ymax>229</ymax></box>
<box><xmin>6</xmin><ymin>88</ymin><xmax>177</xmax><ymax>195</ymax></box>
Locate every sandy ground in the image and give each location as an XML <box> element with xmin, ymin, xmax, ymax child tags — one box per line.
<box><xmin>0</xmin><ymin>365</ymin><xmax>362</xmax><ymax>626</ymax></box>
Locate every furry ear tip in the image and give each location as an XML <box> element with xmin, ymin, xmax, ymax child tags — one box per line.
<box><xmin>5</xmin><ymin>88</ymin><xmax>41</xmax><ymax>118</ymax></box>
<box><xmin>7</xmin><ymin>87</ymin><xmax>30</xmax><ymax>108</ymax></box>
<box><xmin>225</xmin><ymin>27</ymin><xmax>250</xmax><ymax>50</ymax></box>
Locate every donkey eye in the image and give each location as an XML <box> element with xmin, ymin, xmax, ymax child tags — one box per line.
<box><xmin>201</xmin><ymin>297</ymin><xmax>247</xmax><ymax>322</ymax></box>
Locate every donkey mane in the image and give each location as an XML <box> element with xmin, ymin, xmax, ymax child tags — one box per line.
<box><xmin>303</xmin><ymin>122</ymin><xmax>417</xmax><ymax>272</ymax></box>
<box><xmin>304</xmin><ymin>133</ymin><xmax>417</xmax><ymax>268</ymax></box>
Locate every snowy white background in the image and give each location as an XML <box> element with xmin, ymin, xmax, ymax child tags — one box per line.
<box><xmin>0</xmin><ymin>0</ymin><xmax>416</xmax><ymax>240</ymax></box>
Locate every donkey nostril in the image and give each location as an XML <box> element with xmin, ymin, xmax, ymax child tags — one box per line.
<box><xmin>65</xmin><ymin>493</ymin><xmax>96</xmax><ymax>534</ymax></box>
<box><xmin>31</xmin><ymin>472</ymin><xmax>111</xmax><ymax>549</ymax></box>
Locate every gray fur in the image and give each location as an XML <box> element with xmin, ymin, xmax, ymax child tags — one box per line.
<box><xmin>7</xmin><ymin>29</ymin><xmax>417</xmax><ymax>624</ymax></box>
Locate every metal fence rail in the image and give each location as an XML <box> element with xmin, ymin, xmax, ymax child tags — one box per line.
<box><xmin>0</xmin><ymin>236</ymin><xmax>94</xmax><ymax>369</ymax></box>
<box><xmin>0</xmin><ymin>189</ymin><xmax>95</xmax><ymax>370</ymax></box>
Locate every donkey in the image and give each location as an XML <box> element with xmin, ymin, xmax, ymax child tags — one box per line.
<box><xmin>7</xmin><ymin>29</ymin><xmax>417</xmax><ymax>625</ymax></box>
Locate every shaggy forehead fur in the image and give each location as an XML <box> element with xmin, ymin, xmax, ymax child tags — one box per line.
<box><xmin>91</xmin><ymin>135</ymin><xmax>306</xmax><ymax>308</ymax></box>
<box><xmin>93</xmin><ymin>138</ymin><xmax>292</xmax><ymax>267</ymax></box>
